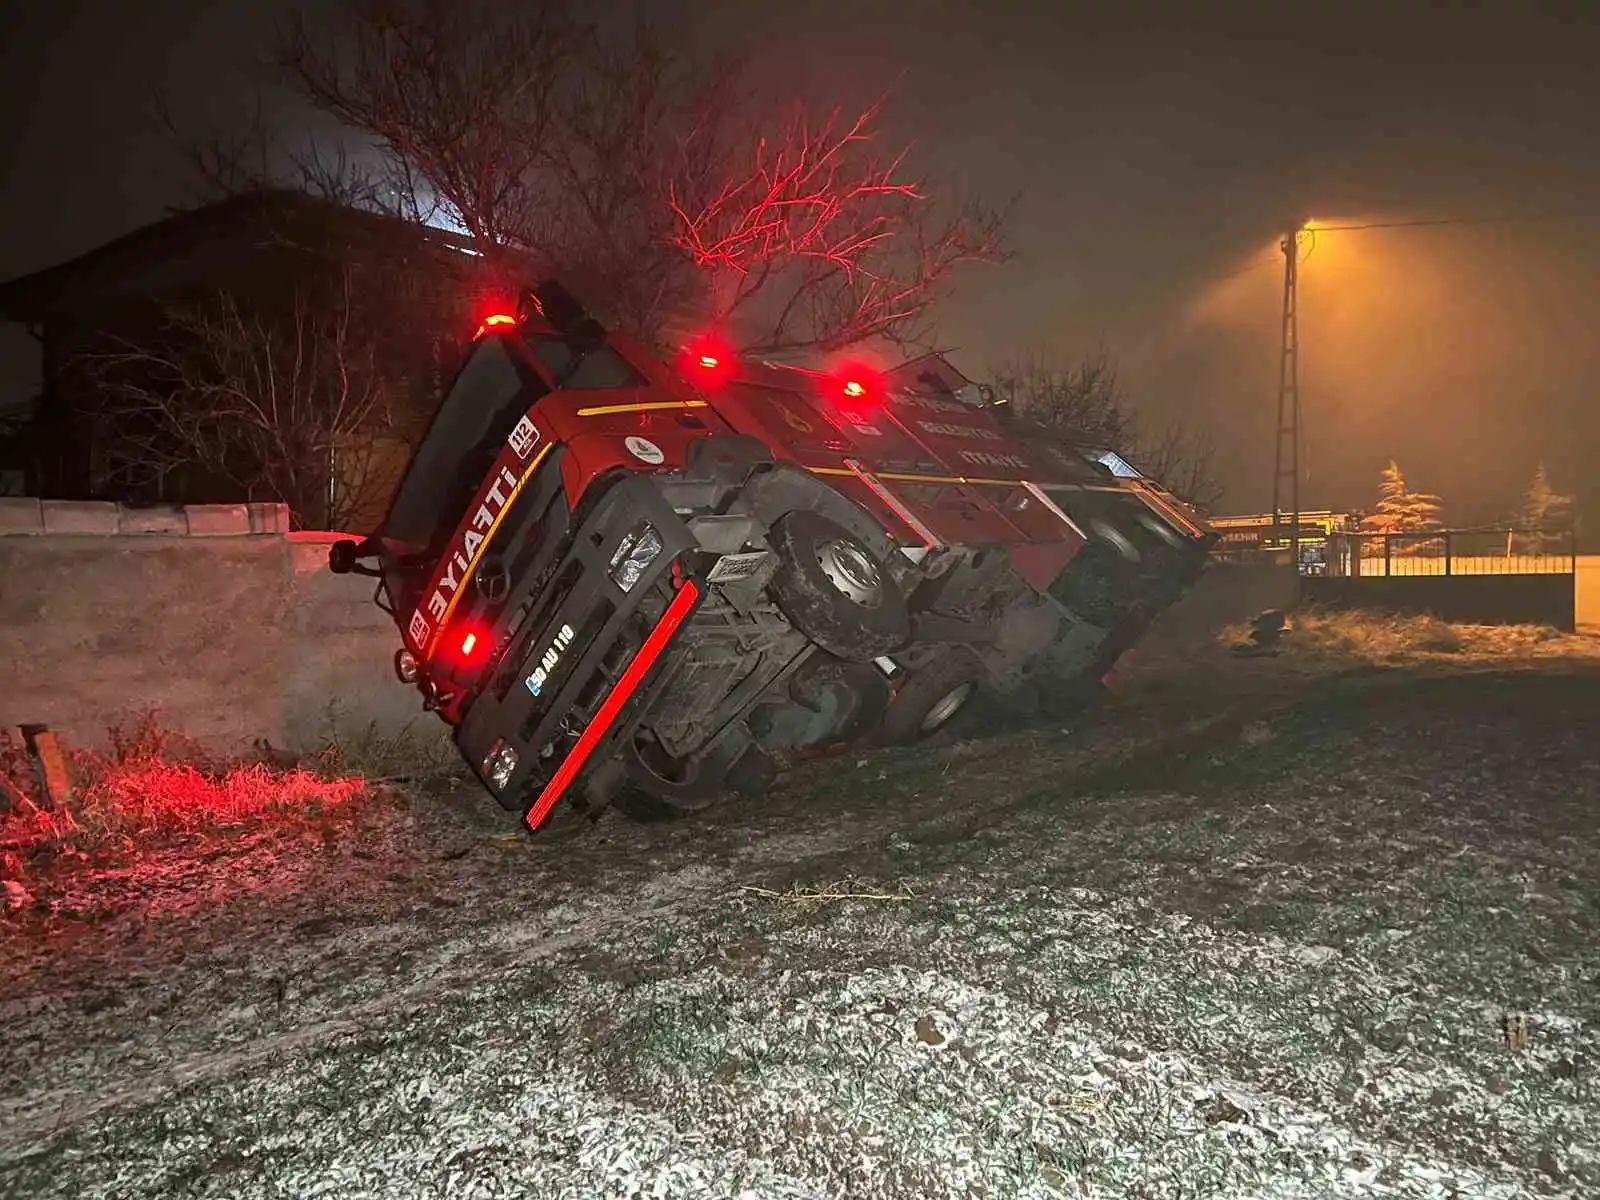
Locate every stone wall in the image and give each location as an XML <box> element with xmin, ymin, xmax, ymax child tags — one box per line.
<box><xmin>2</xmin><ymin>496</ymin><xmax>1588</xmax><ymax>758</ymax></box>
<box><xmin>0</xmin><ymin>498</ymin><xmax>440</xmax><ymax>756</ymax></box>
<box><xmin>1301</xmin><ymin>571</ymin><xmax>1578</xmax><ymax>631</ymax></box>
<box><xmin>1579</xmin><ymin>556</ymin><xmax>1600</xmax><ymax>630</ymax></box>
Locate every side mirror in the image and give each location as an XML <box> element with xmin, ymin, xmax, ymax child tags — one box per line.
<box><xmin>329</xmin><ymin>536</ymin><xmax>384</xmax><ymax>577</ymax></box>
<box><xmin>328</xmin><ymin>539</ymin><xmax>360</xmax><ymax>574</ymax></box>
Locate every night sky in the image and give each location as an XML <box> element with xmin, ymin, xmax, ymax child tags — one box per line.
<box><xmin>3</xmin><ymin>0</ymin><xmax>1598</xmax><ymax>520</ymax></box>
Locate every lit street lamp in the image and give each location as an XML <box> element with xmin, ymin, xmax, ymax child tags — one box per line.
<box><xmin>1272</xmin><ymin>218</ymin><xmax>1312</xmax><ymax>596</ymax></box>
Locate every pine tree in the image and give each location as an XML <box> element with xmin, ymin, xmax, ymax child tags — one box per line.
<box><xmin>1363</xmin><ymin>460</ymin><xmax>1444</xmax><ymax>535</ymax></box>
<box><xmin>1513</xmin><ymin>461</ymin><xmax>1574</xmax><ymax>554</ymax></box>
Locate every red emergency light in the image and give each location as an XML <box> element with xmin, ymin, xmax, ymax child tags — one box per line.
<box><xmin>474</xmin><ymin>313</ymin><xmax>518</xmax><ymax>339</ymax></box>
<box><xmin>681</xmin><ymin>335</ymin><xmax>736</xmax><ymax>384</ymax></box>
<box><xmin>831</xmin><ymin>362</ymin><xmax>883</xmax><ymax>409</ymax></box>
<box><xmin>448</xmin><ymin>624</ymin><xmax>489</xmax><ymax>667</ymax></box>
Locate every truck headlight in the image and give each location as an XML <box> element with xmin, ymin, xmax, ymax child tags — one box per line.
<box><xmin>608</xmin><ymin>523</ymin><xmax>663</xmax><ymax>593</ymax></box>
<box><xmin>482</xmin><ymin>740</ymin><xmax>519</xmax><ymax>791</ymax></box>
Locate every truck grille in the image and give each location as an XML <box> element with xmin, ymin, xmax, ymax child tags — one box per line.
<box><xmin>516</xmin><ymin>597</ymin><xmax>621</xmax><ymax>742</ymax></box>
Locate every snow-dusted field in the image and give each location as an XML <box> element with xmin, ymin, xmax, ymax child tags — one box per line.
<box><xmin>3</xmin><ymin>657</ymin><xmax>1597</xmax><ymax>1199</ymax></box>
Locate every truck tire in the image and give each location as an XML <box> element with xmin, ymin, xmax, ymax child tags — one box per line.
<box><xmin>611</xmin><ymin>739</ymin><xmax>774</xmax><ymax>825</ymax></box>
<box><xmin>877</xmin><ymin>647</ymin><xmax>985</xmax><ymax>745</ymax></box>
<box><xmin>618</xmin><ymin>734</ymin><xmax>731</xmax><ymax>816</ymax></box>
<box><xmin>767</xmin><ymin>511</ymin><xmax>910</xmax><ymax>661</ymax></box>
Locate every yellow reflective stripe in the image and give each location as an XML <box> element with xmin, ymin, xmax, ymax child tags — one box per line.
<box><xmin>809</xmin><ymin>466</ymin><xmax>1022</xmax><ymax>488</ymax></box>
<box><xmin>426</xmin><ymin>442</ymin><xmax>554</xmax><ymax>654</ymax></box>
<box><xmin>1034</xmin><ymin>481</ymin><xmax>1151</xmax><ymax>494</ymax></box>
<box><xmin>575</xmin><ymin>399</ymin><xmax>710</xmax><ymax>417</ymax></box>
<box><xmin>1130</xmin><ymin>480</ymin><xmax>1207</xmax><ymax>537</ymax></box>
<box><xmin>812</xmin><ymin>465</ymin><xmax>1135</xmax><ymax>496</ymax></box>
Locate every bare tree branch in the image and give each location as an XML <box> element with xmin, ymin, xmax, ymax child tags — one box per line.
<box><xmin>991</xmin><ymin>351</ymin><xmax>1135</xmax><ymax>447</ymax></box>
<box><xmin>156</xmin><ymin>85</ymin><xmax>428</xmax><ymax>220</ymax></box>
<box><xmin>277</xmin><ymin>0</ymin><xmax>581</xmax><ymax>268</ymax></box>
<box><xmin>1131</xmin><ymin>417</ymin><xmax>1224</xmax><ymax>511</ymax></box>
<box><xmin>990</xmin><ymin>352</ymin><xmax>1223</xmax><ymax>510</ymax></box>
<box><xmin>269</xmin><ymin>1</ymin><xmax>1007</xmax><ymax>354</ymax></box>
<box><xmin>77</xmin><ymin>271</ymin><xmax>399</xmax><ymax>529</ymax></box>
<box><xmin>670</xmin><ymin>102</ymin><xmax>1009</xmax><ymax>353</ymax></box>
<box><xmin>540</xmin><ymin>18</ymin><xmax>751</xmax><ymax>340</ymax></box>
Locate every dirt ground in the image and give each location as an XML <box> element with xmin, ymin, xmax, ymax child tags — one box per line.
<box><xmin>3</xmin><ymin>620</ymin><xmax>1599</xmax><ymax>1199</ymax></box>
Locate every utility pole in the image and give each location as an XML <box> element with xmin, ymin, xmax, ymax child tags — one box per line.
<box><xmin>1271</xmin><ymin>223</ymin><xmax>1303</xmax><ymax>595</ymax></box>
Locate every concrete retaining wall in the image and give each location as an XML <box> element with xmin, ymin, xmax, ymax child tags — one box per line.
<box><xmin>1302</xmin><ymin>572</ymin><xmax>1578</xmax><ymax>631</ymax></box>
<box><xmin>0</xmin><ymin>497</ymin><xmax>292</xmax><ymax>538</ymax></box>
<box><xmin>0</xmin><ymin>500</ymin><xmax>438</xmax><ymax>755</ymax></box>
<box><xmin>2</xmin><ymin>496</ymin><xmax>1589</xmax><ymax>756</ymax></box>
<box><xmin>1578</xmin><ymin>557</ymin><xmax>1600</xmax><ymax>630</ymax></box>
<box><xmin>1130</xmin><ymin>555</ymin><xmax>1590</xmax><ymax>662</ymax></box>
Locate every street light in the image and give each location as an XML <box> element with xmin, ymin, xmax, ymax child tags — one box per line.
<box><xmin>1273</xmin><ymin>218</ymin><xmax>1311</xmax><ymax>597</ymax></box>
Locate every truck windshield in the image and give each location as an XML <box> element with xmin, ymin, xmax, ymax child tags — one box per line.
<box><xmin>382</xmin><ymin>339</ymin><xmax>544</xmax><ymax>556</ymax></box>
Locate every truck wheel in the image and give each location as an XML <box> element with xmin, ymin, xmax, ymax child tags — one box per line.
<box><xmin>877</xmin><ymin>647</ymin><xmax>985</xmax><ymax>745</ymax></box>
<box><xmin>618</xmin><ymin>736</ymin><xmax>725</xmax><ymax>816</ymax></box>
<box><xmin>768</xmin><ymin>511</ymin><xmax>910</xmax><ymax>661</ymax></box>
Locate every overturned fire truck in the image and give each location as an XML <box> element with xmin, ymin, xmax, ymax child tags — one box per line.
<box><xmin>329</xmin><ymin>281</ymin><xmax>1216</xmax><ymax>832</ymax></box>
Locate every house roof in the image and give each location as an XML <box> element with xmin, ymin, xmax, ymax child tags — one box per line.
<box><xmin>0</xmin><ymin>188</ymin><xmax>496</xmax><ymax>324</ymax></box>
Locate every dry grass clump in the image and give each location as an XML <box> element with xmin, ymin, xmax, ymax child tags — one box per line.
<box><xmin>1</xmin><ymin>714</ymin><xmax>368</xmax><ymax>864</ymax></box>
<box><xmin>309</xmin><ymin>717</ymin><xmax>460</xmax><ymax>788</ymax></box>
<box><xmin>1455</xmin><ymin>621</ymin><xmax>1595</xmax><ymax>655</ymax></box>
<box><xmin>1289</xmin><ymin>608</ymin><xmax>1466</xmax><ymax>657</ymax></box>
<box><xmin>1219</xmin><ymin>606</ymin><xmax>1597</xmax><ymax>665</ymax></box>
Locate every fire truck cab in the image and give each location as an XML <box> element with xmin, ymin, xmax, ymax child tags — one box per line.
<box><xmin>330</xmin><ymin>281</ymin><xmax>1215</xmax><ymax>831</ymax></box>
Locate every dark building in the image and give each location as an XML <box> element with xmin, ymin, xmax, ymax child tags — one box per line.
<box><xmin>0</xmin><ymin>189</ymin><xmax>515</xmax><ymax>529</ymax></box>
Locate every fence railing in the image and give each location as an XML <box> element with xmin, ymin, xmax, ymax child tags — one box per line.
<box><xmin>1321</xmin><ymin>529</ymin><xmax>1576</xmax><ymax>578</ymax></box>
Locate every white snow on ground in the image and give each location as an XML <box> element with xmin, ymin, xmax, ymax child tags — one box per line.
<box><xmin>3</xmin><ymin>665</ymin><xmax>1596</xmax><ymax>1198</ymax></box>
<box><xmin>5</xmin><ymin>873</ymin><xmax>1592</xmax><ymax>1199</ymax></box>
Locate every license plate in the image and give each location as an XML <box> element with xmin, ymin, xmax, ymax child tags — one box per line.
<box><xmin>705</xmin><ymin>550</ymin><xmax>770</xmax><ymax>584</ymax></box>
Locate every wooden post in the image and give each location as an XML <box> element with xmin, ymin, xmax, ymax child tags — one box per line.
<box><xmin>2</xmin><ymin>726</ymin><xmax>40</xmax><ymax>815</ymax></box>
<box><xmin>18</xmin><ymin>726</ymin><xmax>73</xmax><ymax>809</ymax></box>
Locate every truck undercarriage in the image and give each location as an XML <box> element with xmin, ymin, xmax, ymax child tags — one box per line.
<box><xmin>330</xmin><ymin>281</ymin><xmax>1217</xmax><ymax>832</ymax></box>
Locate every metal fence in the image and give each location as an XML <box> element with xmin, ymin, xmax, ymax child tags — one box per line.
<box><xmin>1322</xmin><ymin>529</ymin><xmax>1577</xmax><ymax>578</ymax></box>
